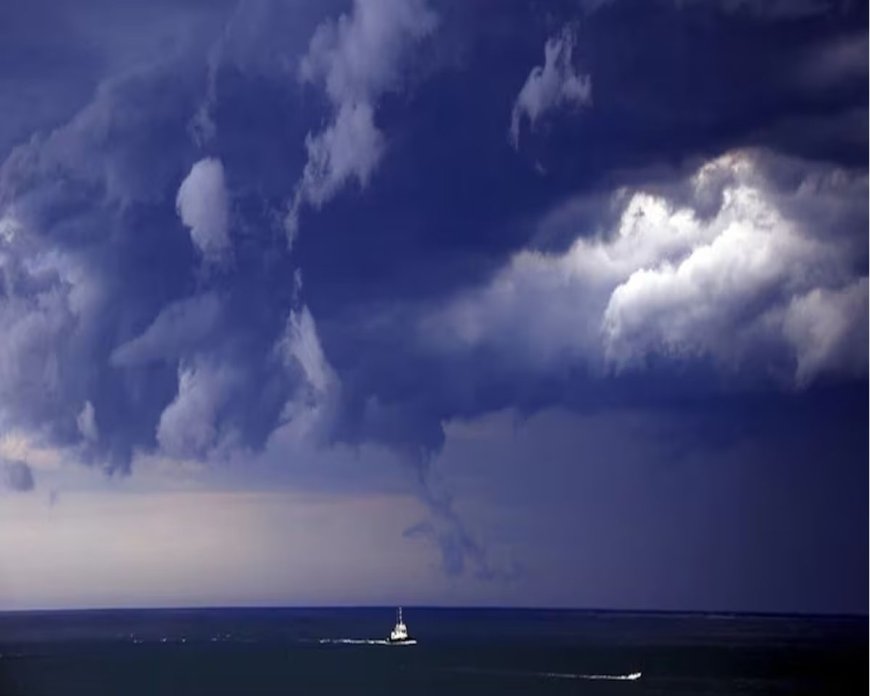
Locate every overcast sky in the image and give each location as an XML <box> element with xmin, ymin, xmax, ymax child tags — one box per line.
<box><xmin>0</xmin><ymin>0</ymin><xmax>867</xmax><ymax>613</ymax></box>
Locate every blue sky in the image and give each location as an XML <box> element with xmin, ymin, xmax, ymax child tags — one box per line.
<box><xmin>0</xmin><ymin>0</ymin><xmax>867</xmax><ymax>613</ymax></box>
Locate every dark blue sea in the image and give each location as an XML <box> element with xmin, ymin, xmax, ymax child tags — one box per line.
<box><xmin>0</xmin><ymin>608</ymin><xmax>865</xmax><ymax>695</ymax></box>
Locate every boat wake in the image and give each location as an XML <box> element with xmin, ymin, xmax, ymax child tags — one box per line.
<box><xmin>541</xmin><ymin>671</ymin><xmax>642</xmax><ymax>681</ymax></box>
<box><xmin>452</xmin><ymin>667</ymin><xmax>641</xmax><ymax>681</ymax></box>
<box><xmin>316</xmin><ymin>638</ymin><xmax>417</xmax><ymax>646</ymax></box>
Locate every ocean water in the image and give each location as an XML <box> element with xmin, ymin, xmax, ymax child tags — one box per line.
<box><xmin>0</xmin><ymin>608</ymin><xmax>865</xmax><ymax>695</ymax></box>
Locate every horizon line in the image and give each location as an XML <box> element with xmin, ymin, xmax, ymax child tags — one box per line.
<box><xmin>0</xmin><ymin>604</ymin><xmax>865</xmax><ymax>620</ymax></box>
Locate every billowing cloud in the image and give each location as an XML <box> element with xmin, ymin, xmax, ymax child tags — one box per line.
<box><xmin>510</xmin><ymin>25</ymin><xmax>591</xmax><ymax>150</ymax></box>
<box><xmin>280</xmin><ymin>304</ymin><xmax>336</xmax><ymax>398</ymax></box>
<box><xmin>1</xmin><ymin>61</ymin><xmax>199</xmax><ymax>209</ymax></box>
<box><xmin>0</xmin><ymin>214</ymin><xmax>102</xmax><ymax>439</ymax></box>
<box><xmin>296</xmin><ymin>102</ymin><xmax>383</xmax><ymax>213</ymax></box>
<box><xmin>0</xmin><ymin>53</ymin><xmax>291</xmax><ymax>472</ymax></box>
<box><xmin>2</xmin><ymin>0</ymin><xmax>860</xmax><ymax>485</ymax></box>
<box><xmin>0</xmin><ymin>0</ymin><xmax>865</xmax><ymax>597</ymax></box>
<box><xmin>427</xmin><ymin>149</ymin><xmax>868</xmax><ymax>386</ymax></box>
<box><xmin>275</xmin><ymin>301</ymin><xmax>340</xmax><ymax>444</ymax></box>
<box><xmin>111</xmin><ymin>293</ymin><xmax>223</xmax><ymax>367</ymax></box>
<box><xmin>270</xmin><ymin>295</ymin><xmax>515</xmax><ymax>582</ymax></box>
<box><xmin>782</xmin><ymin>279</ymin><xmax>869</xmax><ymax>387</ymax></box>
<box><xmin>156</xmin><ymin>357</ymin><xmax>240</xmax><ymax>460</ymax></box>
<box><xmin>286</xmin><ymin>0</ymin><xmax>438</xmax><ymax>244</ymax></box>
<box><xmin>176</xmin><ymin>157</ymin><xmax>231</xmax><ymax>267</ymax></box>
<box><xmin>2</xmin><ymin>459</ymin><xmax>35</xmax><ymax>492</ymax></box>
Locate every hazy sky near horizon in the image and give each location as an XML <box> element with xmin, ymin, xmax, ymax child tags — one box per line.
<box><xmin>0</xmin><ymin>0</ymin><xmax>867</xmax><ymax>613</ymax></box>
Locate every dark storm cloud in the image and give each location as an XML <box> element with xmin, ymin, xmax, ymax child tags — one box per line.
<box><xmin>291</xmin><ymin>0</ymin><xmax>866</xmax><ymax>318</ymax></box>
<box><xmin>286</xmin><ymin>2</ymin><xmax>866</xmax><ymax>592</ymax></box>
<box><xmin>0</xmin><ymin>59</ymin><xmax>200</xmax><ymax>463</ymax></box>
<box><xmin>307</xmin><ymin>147</ymin><xmax>867</xmax><ymax>476</ymax></box>
<box><xmin>0</xmin><ymin>0</ymin><xmax>866</xmax><ymax>587</ymax></box>
<box><xmin>0</xmin><ymin>1</ymin><xmax>315</xmax><ymax>468</ymax></box>
<box><xmin>0</xmin><ymin>0</ymin><xmax>239</xmax><ymax>160</ymax></box>
<box><xmin>585</xmin><ymin>0</ymin><xmax>855</xmax><ymax>20</ymax></box>
<box><xmin>680</xmin><ymin>0</ymin><xmax>853</xmax><ymax>20</ymax></box>
<box><xmin>285</xmin><ymin>0</ymin><xmax>440</xmax><ymax>244</ymax></box>
<box><xmin>110</xmin><ymin>293</ymin><xmax>224</xmax><ymax>368</ymax></box>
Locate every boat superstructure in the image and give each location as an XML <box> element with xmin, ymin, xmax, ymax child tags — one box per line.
<box><xmin>388</xmin><ymin>607</ymin><xmax>415</xmax><ymax>645</ymax></box>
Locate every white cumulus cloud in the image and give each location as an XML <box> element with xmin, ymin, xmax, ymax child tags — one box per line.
<box><xmin>510</xmin><ymin>25</ymin><xmax>592</xmax><ymax>150</ymax></box>
<box><xmin>426</xmin><ymin>149</ymin><xmax>867</xmax><ymax>386</ymax></box>
<box><xmin>176</xmin><ymin>158</ymin><xmax>231</xmax><ymax>267</ymax></box>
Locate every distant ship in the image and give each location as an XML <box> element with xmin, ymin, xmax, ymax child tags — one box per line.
<box><xmin>388</xmin><ymin>607</ymin><xmax>416</xmax><ymax>645</ymax></box>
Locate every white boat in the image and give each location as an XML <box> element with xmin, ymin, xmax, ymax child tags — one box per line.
<box><xmin>388</xmin><ymin>607</ymin><xmax>416</xmax><ymax>645</ymax></box>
